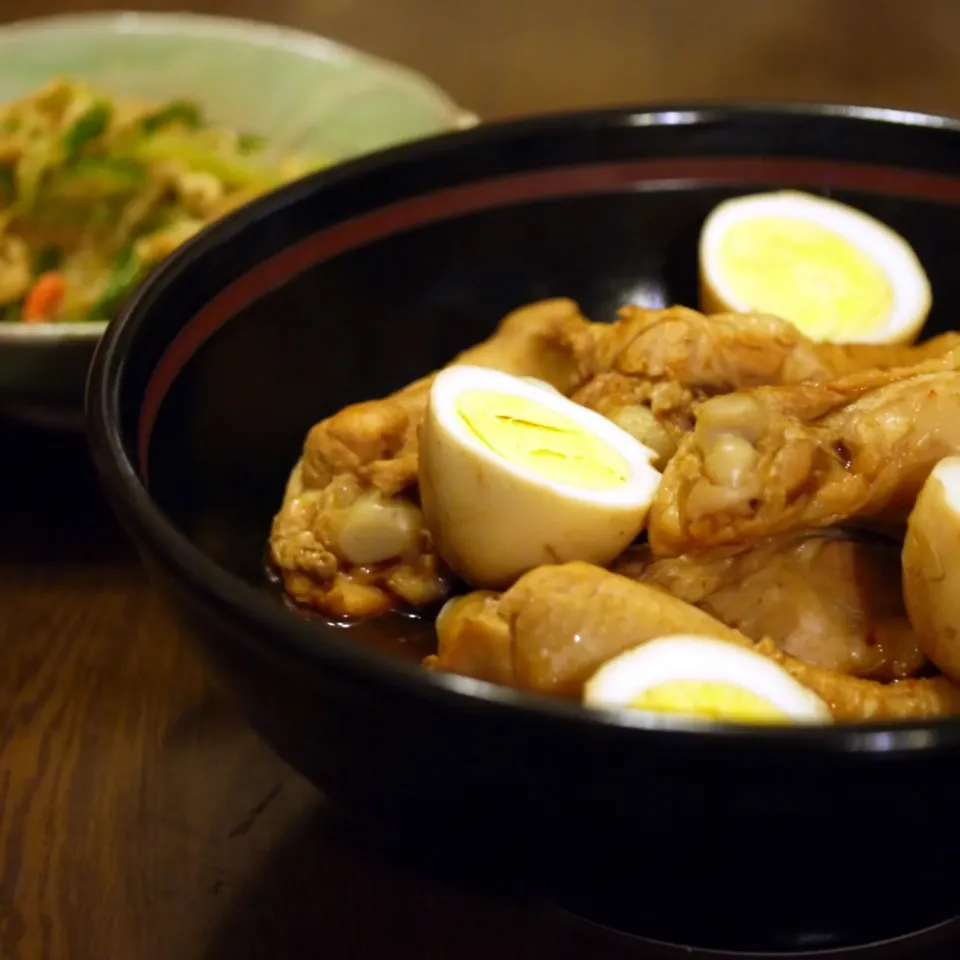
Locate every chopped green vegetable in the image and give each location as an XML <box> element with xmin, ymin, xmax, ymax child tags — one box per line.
<box><xmin>121</xmin><ymin>133</ymin><xmax>278</xmax><ymax>190</ymax></box>
<box><xmin>89</xmin><ymin>247</ymin><xmax>143</xmax><ymax>320</ymax></box>
<box><xmin>237</xmin><ymin>132</ymin><xmax>267</xmax><ymax>155</ymax></box>
<box><xmin>44</xmin><ymin>157</ymin><xmax>147</xmax><ymax>202</ymax></box>
<box><xmin>62</xmin><ymin>101</ymin><xmax>112</xmax><ymax>158</ymax></box>
<box><xmin>140</xmin><ymin>100</ymin><xmax>204</xmax><ymax>134</ymax></box>
<box><xmin>0</xmin><ymin>81</ymin><xmax>310</xmax><ymax>325</ymax></box>
<box><xmin>0</xmin><ymin>166</ymin><xmax>14</xmax><ymax>204</ymax></box>
<box><xmin>0</xmin><ymin>301</ymin><xmax>21</xmax><ymax>322</ymax></box>
<box><xmin>16</xmin><ymin>144</ymin><xmax>58</xmax><ymax>212</ymax></box>
<box><xmin>34</xmin><ymin>245</ymin><xmax>63</xmax><ymax>273</ymax></box>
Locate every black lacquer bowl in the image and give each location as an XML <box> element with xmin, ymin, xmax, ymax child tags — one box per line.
<box><xmin>87</xmin><ymin>104</ymin><xmax>960</xmax><ymax>956</ymax></box>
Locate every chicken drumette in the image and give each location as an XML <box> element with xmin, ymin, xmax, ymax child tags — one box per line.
<box><xmin>613</xmin><ymin>530</ymin><xmax>922</xmax><ymax>680</ymax></box>
<box><xmin>272</xmin><ymin>298</ymin><xmax>960</xmax><ymax>619</ymax></box>
<box><xmin>430</xmin><ymin>562</ymin><xmax>960</xmax><ymax>719</ymax></box>
<box><xmin>649</xmin><ymin>349</ymin><xmax>960</xmax><ymax>555</ymax></box>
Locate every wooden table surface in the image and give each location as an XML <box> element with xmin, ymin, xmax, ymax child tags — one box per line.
<box><xmin>5</xmin><ymin>3</ymin><xmax>960</xmax><ymax>959</ymax></box>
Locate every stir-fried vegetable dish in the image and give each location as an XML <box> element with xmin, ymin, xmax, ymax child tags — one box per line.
<box><xmin>0</xmin><ymin>78</ymin><xmax>324</xmax><ymax>324</ymax></box>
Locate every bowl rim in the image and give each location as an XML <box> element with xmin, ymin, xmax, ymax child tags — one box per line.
<box><xmin>88</xmin><ymin>99</ymin><xmax>960</xmax><ymax>755</ymax></box>
<box><xmin>0</xmin><ymin>10</ymin><xmax>468</xmax><ymax>116</ymax></box>
<box><xmin>0</xmin><ymin>9</ymin><xmax>476</xmax><ymax>346</ymax></box>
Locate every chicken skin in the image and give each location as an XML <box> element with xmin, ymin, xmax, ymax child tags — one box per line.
<box><xmin>431</xmin><ymin>562</ymin><xmax>960</xmax><ymax>719</ymax></box>
<box><xmin>649</xmin><ymin>349</ymin><xmax>960</xmax><ymax>555</ymax></box>
<box><xmin>613</xmin><ymin>530</ymin><xmax>923</xmax><ymax>680</ymax></box>
<box><xmin>568</xmin><ymin>306</ymin><xmax>960</xmax><ymax>466</ymax></box>
<box><xmin>757</xmin><ymin>640</ymin><xmax>960</xmax><ymax>721</ymax></box>
<box><xmin>430</xmin><ymin>562</ymin><xmax>750</xmax><ymax>697</ymax></box>
<box><xmin>564</xmin><ymin>304</ymin><xmax>960</xmax><ymax>391</ymax></box>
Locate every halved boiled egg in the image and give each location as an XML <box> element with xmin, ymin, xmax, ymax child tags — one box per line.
<box><xmin>903</xmin><ymin>457</ymin><xmax>960</xmax><ymax>681</ymax></box>
<box><xmin>584</xmin><ymin>635</ymin><xmax>833</xmax><ymax>725</ymax></box>
<box><xmin>700</xmin><ymin>190</ymin><xmax>931</xmax><ymax>344</ymax></box>
<box><xmin>419</xmin><ymin>365</ymin><xmax>662</xmax><ymax>588</ymax></box>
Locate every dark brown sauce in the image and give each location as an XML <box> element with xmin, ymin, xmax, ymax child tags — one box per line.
<box><xmin>261</xmin><ymin>530</ymin><xmax>658</xmax><ymax>666</ymax></box>
<box><xmin>833</xmin><ymin>439</ymin><xmax>854</xmax><ymax>469</ymax></box>
<box><xmin>262</xmin><ymin>549</ymin><xmax>446</xmax><ymax>665</ymax></box>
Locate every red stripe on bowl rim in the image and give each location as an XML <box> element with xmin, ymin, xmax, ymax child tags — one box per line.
<box><xmin>137</xmin><ymin>154</ymin><xmax>960</xmax><ymax>478</ymax></box>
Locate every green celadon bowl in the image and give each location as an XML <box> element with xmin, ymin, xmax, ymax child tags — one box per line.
<box><xmin>0</xmin><ymin>11</ymin><xmax>474</xmax><ymax>428</ymax></box>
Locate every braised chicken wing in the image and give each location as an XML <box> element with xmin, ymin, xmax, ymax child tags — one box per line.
<box><xmin>757</xmin><ymin>640</ymin><xmax>960</xmax><ymax>721</ymax></box>
<box><xmin>649</xmin><ymin>349</ymin><xmax>960</xmax><ymax>555</ymax></box>
<box><xmin>430</xmin><ymin>562</ymin><xmax>751</xmax><ymax>696</ymax></box>
<box><xmin>564</xmin><ymin>304</ymin><xmax>960</xmax><ymax>392</ymax></box>
<box><xmin>431</xmin><ymin>562</ymin><xmax>960</xmax><ymax>718</ymax></box>
<box><xmin>567</xmin><ymin>305</ymin><xmax>960</xmax><ymax>467</ymax></box>
<box><xmin>614</xmin><ymin>530</ymin><xmax>923</xmax><ymax>680</ymax></box>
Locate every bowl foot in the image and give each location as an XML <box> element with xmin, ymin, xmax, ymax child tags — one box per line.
<box><xmin>546</xmin><ymin>887</ymin><xmax>960</xmax><ymax>957</ymax></box>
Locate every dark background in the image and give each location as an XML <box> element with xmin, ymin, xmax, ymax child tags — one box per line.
<box><xmin>9</xmin><ymin>0</ymin><xmax>960</xmax><ymax>120</ymax></box>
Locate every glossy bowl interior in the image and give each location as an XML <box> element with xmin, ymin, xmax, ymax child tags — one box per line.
<box><xmin>88</xmin><ymin>104</ymin><xmax>960</xmax><ymax>955</ymax></box>
<box><xmin>0</xmin><ymin>11</ymin><xmax>471</xmax><ymax>428</ymax></box>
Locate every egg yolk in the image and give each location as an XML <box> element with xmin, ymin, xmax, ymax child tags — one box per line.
<box><xmin>456</xmin><ymin>389</ymin><xmax>628</xmax><ymax>491</ymax></box>
<box><xmin>629</xmin><ymin>680</ymin><xmax>789</xmax><ymax>723</ymax></box>
<box><xmin>717</xmin><ymin>215</ymin><xmax>893</xmax><ymax>339</ymax></box>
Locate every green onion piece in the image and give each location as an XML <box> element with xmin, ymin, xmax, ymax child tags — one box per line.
<box><xmin>34</xmin><ymin>245</ymin><xmax>63</xmax><ymax>273</ymax></box>
<box><xmin>140</xmin><ymin>100</ymin><xmax>205</xmax><ymax>134</ymax></box>
<box><xmin>122</xmin><ymin>133</ymin><xmax>278</xmax><ymax>190</ymax></box>
<box><xmin>44</xmin><ymin>157</ymin><xmax>147</xmax><ymax>202</ymax></box>
<box><xmin>237</xmin><ymin>132</ymin><xmax>267</xmax><ymax>154</ymax></box>
<box><xmin>0</xmin><ymin>166</ymin><xmax>14</xmax><ymax>204</ymax></box>
<box><xmin>89</xmin><ymin>248</ymin><xmax>143</xmax><ymax>320</ymax></box>
<box><xmin>61</xmin><ymin>101</ymin><xmax>112</xmax><ymax>158</ymax></box>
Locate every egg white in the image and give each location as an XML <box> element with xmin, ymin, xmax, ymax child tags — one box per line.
<box><xmin>700</xmin><ymin>190</ymin><xmax>931</xmax><ymax>344</ymax></box>
<box><xmin>903</xmin><ymin>457</ymin><xmax>960</xmax><ymax>681</ymax></box>
<box><xmin>418</xmin><ymin>365</ymin><xmax>662</xmax><ymax>588</ymax></box>
<box><xmin>928</xmin><ymin>456</ymin><xmax>960</xmax><ymax>513</ymax></box>
<box><xmin>584</xmin><ymin>635</ymin><xmax>833</xmax><ymax>724</ymax></box>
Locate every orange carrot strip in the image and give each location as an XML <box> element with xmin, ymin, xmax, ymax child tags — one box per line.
<box><xmin>22</xmin><ymin>272</ymin><xmax>67</xmax><ymax>323</ymax></box>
